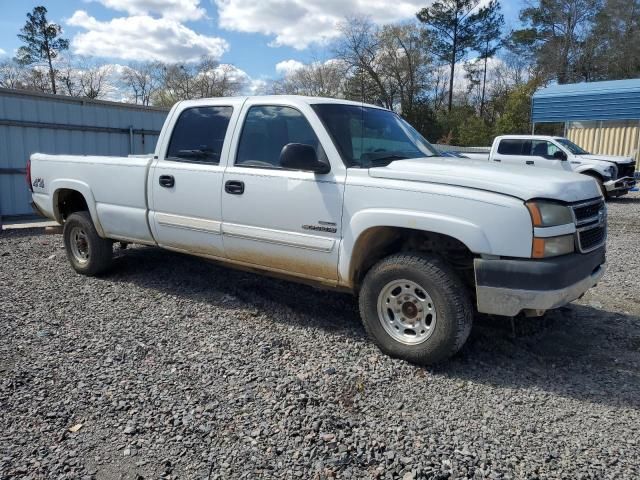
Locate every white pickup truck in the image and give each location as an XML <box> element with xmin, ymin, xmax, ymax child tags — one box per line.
<box><xmin>29</xmin><ymin>96</ymin><xmax>607</xmax><ymax>364</ymax></box>
<box><xmin>464</xmin><ymin>135</ymin><xmax>636</xmax><ymax>198</ymax></box>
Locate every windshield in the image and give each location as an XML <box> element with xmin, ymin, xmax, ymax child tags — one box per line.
<box><xmin>556</xmin><ymin>138</ymin><xmax>590</xmax><ymax>155</ymax></box>
<box><xmin>312</xmin><ymin>104</ymin><xmax>439</xmax><ymax>167</ymax></box>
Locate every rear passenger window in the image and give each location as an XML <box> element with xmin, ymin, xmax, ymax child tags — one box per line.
<box><xmin>497</xmin><ymin>139</ymin><xmax>527</xmax><ymax>155</ymax></box>
<box><xmin>235</xmin><ymin>106</ymin><xmax>325</xmax><ymax>168</ymax></box>
<box><xmin>166</xmin><ymin>106</ymin><xmax>233</xmax><ymax>164</ymax></box>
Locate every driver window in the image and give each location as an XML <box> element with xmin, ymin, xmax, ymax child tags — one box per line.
<box><xmin>235</xmin><ymin>105</ymin><xmax>325</xmax><ymax>168</ymax></box>
<box><xmin>530</xmin><ymin>140</ymin><xmax>557</xmax><ymax>158</ymax></box>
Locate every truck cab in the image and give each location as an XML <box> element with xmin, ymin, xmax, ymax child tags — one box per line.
<box><xmin>489</xmin><ymin>135</ymin><xmax>637</xmax><ymax>198</ymax></box>
<box><xmin>29</xmin><ymin>96</ymin><xmax>608</xmax><ymax>365</ymax></box>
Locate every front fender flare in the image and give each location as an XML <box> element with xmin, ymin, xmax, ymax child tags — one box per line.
<box><xmin>338</xmin><ymin>208</ymin><xmax>491</xmax><ymax>285</ymax></box>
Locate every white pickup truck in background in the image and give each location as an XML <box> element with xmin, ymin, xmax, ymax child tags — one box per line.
<box><xmin>29</xmin><ymin>96</ymin><xmax>607</xmax><ymax>364</ymax></box>
<box><xmin>464</xmin><ymin>135</ymin><xmax>636</xmax><ymax>198</ymax></box>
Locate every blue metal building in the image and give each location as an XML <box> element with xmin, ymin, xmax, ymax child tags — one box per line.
<box><xmin>0</xmin><ymin>88</ymin><xmax>169</xmax><ymax>219</ymax></box>
<box><xmin>532</xmin><ymin>79</ymin><xmax>640</xmax><ymax>167</ymax></box>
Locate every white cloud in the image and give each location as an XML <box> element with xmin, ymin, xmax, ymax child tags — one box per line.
<box><xmin>67</xmin><ymin>10</ymin><xmax>228</xmax><ymax>63</ymax></box>
<box><xmin>0</xmin><ymin>48</ymin><xmax>6</xmax><ymax>56</ymax></box>
<box><xmin>275</xmin><ymin>59</ymin><xmax>304</xmax><ymax>76</ymax></box>
<box><xmin>215</xmin><ymin>0</ymin><xmax>429</xmax><ymax>49</ymax></box>
<box><xmin>90</xmin><ymin>0</ymin><xmax>206</xmax><ymax>21</ymax></box>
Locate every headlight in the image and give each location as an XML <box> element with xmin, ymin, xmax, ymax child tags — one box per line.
<box><xmin>605</xmin><ymin>165</ymin><xmax>616</xmax><ymax>180</ymax></box>
<box><xmin>532</xmin><ymin>235</ymin><xmax>575</xmax><ymax>258</ymax></box>
<box><xmin>526</xmin><ymin>201</ymin><xmax>574</xmax><ymax>227</ymax></box>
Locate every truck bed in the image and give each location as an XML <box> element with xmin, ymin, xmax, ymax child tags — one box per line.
<box><xmin>30</xmin><ymin>154</ymin><xmax>156</xmax><ymax>244</ymax></box>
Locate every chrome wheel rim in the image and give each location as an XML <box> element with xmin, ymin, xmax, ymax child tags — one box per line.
<box><xmin>69</xmin><ymin>226</ymin><xmax>90</xmax><ymax>264</ymax></box>
<box><xmin>377</xmin><ymin>279</ymin><xmax>437</xmax><ymax>345</ymax></box>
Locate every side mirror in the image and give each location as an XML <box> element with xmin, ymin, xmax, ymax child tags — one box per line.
<box><xmin>279</xmin><ymin>143</ymin><xmax>330</xmax><ymax>174</ymax></box>
<box><xmin>553</xmin><ymin>150</ymin><xmax>568</xmax><ymax>161</ymax></box>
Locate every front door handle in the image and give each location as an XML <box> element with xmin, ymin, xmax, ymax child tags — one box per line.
<box><xmin>526</xmin><ymin>160</ymin><xmax>535</xmax><ymax>165</ymax></box>
<box><xmin>159</xmin><ymin>175</ymin><xmax>175</xmax><ymax>188</ymax></box>
<box><xmin>493</xmin><ymin>158</ymin><xmax>501</xmax><ymax>162</ymax></box>
<box><xmin>225</xmin><ymin>180</ymin><xmax>245</xmax><ymax>195</ymax></box>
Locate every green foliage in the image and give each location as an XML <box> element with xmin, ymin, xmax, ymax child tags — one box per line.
<box><xmin>494</xmin><ymin>81</ymin><xmax>539</xmax><ymax>135</ymax></box>
<box><xmin>457</xmin><ymin>115</ymin><xmax>493</xmax><ymax>146</ymax></box>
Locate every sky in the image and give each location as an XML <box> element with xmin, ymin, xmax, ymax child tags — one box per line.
<box><xmin>0</xmin><ymin>0</ymin><xmax>526</xmax><ymax>86</ymax></box>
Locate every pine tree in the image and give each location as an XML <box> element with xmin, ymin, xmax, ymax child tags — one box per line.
<box><xmin>416</xmin><ymin>0</ymin><xmax>482</xmax><ymax>111</ymax></box>
<box><xmin>16</xmin><ymin>6</ymin><xmax>69</xmax><ymax>94</ymax></box>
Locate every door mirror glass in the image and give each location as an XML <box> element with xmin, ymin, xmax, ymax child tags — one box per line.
<box><xmin>553</xmin><ymin>150</ymin><xmax>568</xmax><ymax>161</ymax></box>
<box><xmin>279</xmin><ymin>143</ymin><xmax>330</xmax><ymax>173</ymax></box>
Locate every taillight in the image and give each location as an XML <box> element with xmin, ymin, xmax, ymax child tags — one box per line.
<box><xmin>26</xmin><ymin>158</ymin><xmax>33</xmax><ymax>192</ymax></box>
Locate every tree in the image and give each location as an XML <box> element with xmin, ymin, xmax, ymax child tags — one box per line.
<box><xmin>122</xmin><ymin>62</ymin><xmax>164</xmax><ymax>106</ymax></box>
<box><xmin>334</xmin><ymin>17</ymin><xmax>395</xmax><ymax>109</ymax></box>
<box><xmin>152</xmin><ymin>57</ymin><xmax>247</xmax><ymax>107</ymax></box>
<box><xmin>578</xmin><ymin>0</ymin><xmax>640</xmax><ymax>80</ymax></box>
<box><xmin>15</xmin><ymin>6</ymin><xmax>69</xmax><ymax>94</ymax></box>
<box><xmin>377</xmin><ymin>24</ymin><xmax>432</xmax><ymax>119</ymax></box>
<box><xmin>416</xmin><ymin>0</ymin><xmax>483</xmax><ymax>111</ymax></box>
<box><xmin>270</xmin><ymin>60</ymin><xmax>347</xmax><ymax>97</ymax></box>
<box><xmin>471</xmin><ymin>0</ymin><xmax>503</xmax><ymax>116</ymax></box>
<box><xmin>494</xmin><ymin>80</ymin><xmax>541</xmax><ymax>135</ymax></box>
<box><xmin>510</xmin><ymin>0</ymin><xmax>602</xmax><ymax>84</ymax></box>
<box><xmin>0</xmin><ymin>59</ymin><xmax>26</xmax><ymax>89</ymax></box>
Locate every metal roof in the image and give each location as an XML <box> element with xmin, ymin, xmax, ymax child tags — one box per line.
<box><xmin>532</xmin><ymin>78</ymin><xmax>640</xmax><ymax>123</ymax></box>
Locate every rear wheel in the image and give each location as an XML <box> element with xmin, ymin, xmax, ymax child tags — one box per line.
<box><xmin>358</xmin><ymin>253</ymin><xmax>473</xmax><ymax>365</ymax></box>
<box><xmin>63</xmin><ymin>211</ymin><xmax>113</xmax><ymax>276</ymax></box>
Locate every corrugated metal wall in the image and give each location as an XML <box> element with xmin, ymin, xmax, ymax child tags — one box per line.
<box><xmin>0</xmin><ymin>88</ymin><xmax>169</xmax><ymax>218</ymax></box>
<box><xmin>532</xmin><ymin>79</ymin><xmax>640</xmax><ymax>123</ymax></box>
<box><xmin>568</xmin><ymin>120</ymin><xmax>640</xmax><ymax>168</ymax></box>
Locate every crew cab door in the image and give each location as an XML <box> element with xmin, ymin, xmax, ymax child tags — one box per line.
<box><xmin>527</xmin><ymin>140</ymin><xmax>571</xmax><ymax>170</ymax></box>
<box><xmin>493</xmin><ymin>138</ymin><xmax>571</xmax><ymax>171</ymax></box>
<box><xmin>221</xmin><ymin>101</ymin><xmax>344</xmax><ymax>282</ymax></box>
<box><xmin>492</xmin><ymin>138</ymin><xmax>532</xmax><ymax>167</ymax></box>
<box><xmin>148</xmin><ymin>100</ymin><xmax>241</xmax><ymax>256</ymax></box>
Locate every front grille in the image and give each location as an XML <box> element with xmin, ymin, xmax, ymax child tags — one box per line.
<box><xmin>572</xmin><ymin>199</ymin><xmax>604</xmax><ymax>226</ymax></box>
<box><xmin>578</xmin><ymin>226</ymin><xmax>606</xmax><ymax>253</ymax></box>
<box><xmin>618</xmin><ymin>163</ymin><xmax>636</xmax><ymax>179</ymax></box>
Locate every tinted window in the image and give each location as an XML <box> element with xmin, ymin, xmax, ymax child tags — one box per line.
<box><xmin>166</xmin><ymin>106</ymin><xmax>233</xmax><ymax>164</ymax></box>
<box><xmin>497</xmin><ymin>139</ymin><xmax>528</xmax><ymax>155</ymax></box>
<box><xmin>312</xmin><ymin>104</ymin><xmax>438</xmax><ymax>167</ymax></box>
<box><xmin>236</xmin><ymin>106</ymin><xmax>325</xmax><ymax>168</ymax></box>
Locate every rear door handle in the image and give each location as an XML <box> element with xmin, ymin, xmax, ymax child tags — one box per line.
<box><xmin>526</xmin><ymin>160</ymin><xmax>535</xmax><ymax>165</ymax></box>
<box><xmin>225</xmin><ymin>180</ymin><xmax>245</xmax><ymax>195</ymax></box>
<box><xmin>493</xmin><ymin>158</ymin><xmax>501</xmax><ymax>162</ymax></box>
<box><xmin>159</xmin><ymin>175</ymin><xmax>175</xmax><ymax>188</ymax></box>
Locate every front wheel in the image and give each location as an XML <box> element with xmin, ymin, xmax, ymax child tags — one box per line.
<box><xmin>63</xmin><ymin>211</ymin><xmax>113</xmax><ymax>276</ymax></box>
<box><xmin>359</xmin><ymin>253</ymin><xmax>473</xmax><ymax>365</ymax></box>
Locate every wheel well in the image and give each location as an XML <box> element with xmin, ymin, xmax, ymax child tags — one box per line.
<box><xmin>55</xmin><ymin>189</ymin><xmax>89</xmax><ymax>222</ymax></box>
<box><xmin>582</xmin><ymin>170</ymin><xmax>603</xmax><ymax>181</ymax></box>
<box><xmin>350</xmin><ymin>227</ymin><xmax>476</xmax><ymax>291</ymax></box>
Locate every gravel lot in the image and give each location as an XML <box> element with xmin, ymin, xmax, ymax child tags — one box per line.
<box><xmin>1</xmin><ymin>192</ymin><xmax>639</xmax><ymax>480</ymax></box>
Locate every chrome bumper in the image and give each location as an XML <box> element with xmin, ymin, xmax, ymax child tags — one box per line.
<box><xmin>604</xmin><ymin>176</ymin><xmax>636</xmax><ymax>193</ymax></box>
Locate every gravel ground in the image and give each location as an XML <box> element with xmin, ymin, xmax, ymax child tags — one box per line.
<box><xmin>1</xmin><ymin>192</ymin><xmax>639</xmax><ymax>480</ymax></box>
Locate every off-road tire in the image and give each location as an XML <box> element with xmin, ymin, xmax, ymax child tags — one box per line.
<box><xmin>359</xmin><ymin>253</ymin><xmax>473</xmax><ymax>365</ymax></box>
<box><xmin>63</xmin><ymin>211</ymin><xmax>113</xmax><ymax>276</ymax></box>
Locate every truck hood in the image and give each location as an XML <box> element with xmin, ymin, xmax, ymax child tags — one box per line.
<box><xmin>577</xmin><ymin>154</ymin><xmax>635</xmax><ymax>165</ymax></box>
<box><xmin>368</xmin><ymin>157</ymin><xmax>601</xmax><ymax>202</ymax></box>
